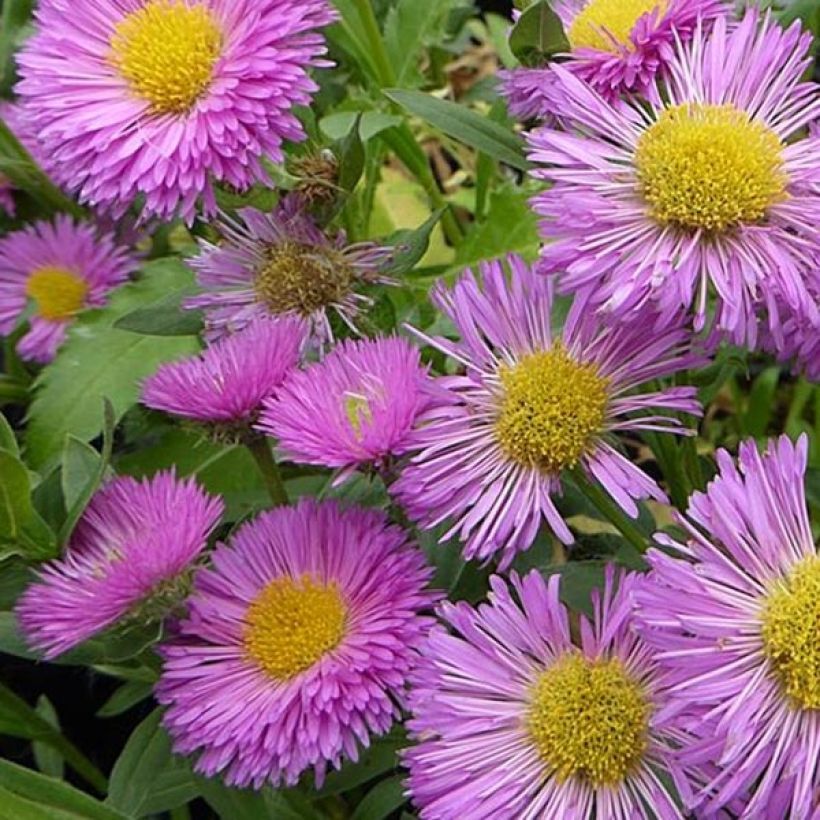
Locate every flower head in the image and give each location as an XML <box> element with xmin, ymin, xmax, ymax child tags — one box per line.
<box><xmin>0</xmin><ymin>216</ymin><xmax>136</xmax><ymax>363</ymax></box>
<box><xmin>392</xmin><ymin>255</ymin><xmax>701</xmax><ymax>568</ymax></box>
<box><xmin>528</xmin><ymin>12</ymin><xmax>820</xmax><ymax>347</ymax></box>
<box><xmin>258</xmin><ymin>336</ymin><xmax>429</xmax><ymax>479</ymax></box>
<box><xmin>635</xmin><ymin>434</ymin><xmax>819</xmax><ymax>818</ymax></box>
<box><xmin>185</xmin><ymin>198</ymin><xmax>392</xmax><ymax>342</ymax></box>
<box><xmin>501</xmin><ymin>0</ymin><xmax>725</xmax><ymax>118</ymax></box>
<box><xmin>406</xmin><ymin>567</ymin><xmax>700</xmax><ymax>819</ymax></box>
<box><xmin>157</xmin><ymin>499</ymin><xmax>435</xmax><ymax>787</ymax></box>
<box><xmin>142</xmin><ymin>315</ymin><xmax>307</xmax><ymax>428</ymax></box>
<box><xmin>16</xmin><ymin>473</ymin><xmax>223</xmax><ymax>659</ymax></box>
<box><xmin>15</xmin><ymin>0</ymin><xmax>337</xmax><ymax>222</ymax></box>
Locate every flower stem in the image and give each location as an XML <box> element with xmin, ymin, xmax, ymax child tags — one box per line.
<box><xmin>247</xmin><ymin>437</ymin><xmax>289</xmax><ymax>507</ymax></box>
<box><xmin>351</xmin><ymin>0</ymin><xmax>396</xmax><ymax>88</ymax></box>
<box><xmin>571</xmin><ymin>470</ymin><xmax>650</xmax><ymax>554</ymax></box>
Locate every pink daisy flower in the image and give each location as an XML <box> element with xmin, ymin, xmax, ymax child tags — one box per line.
<box><xmin>16</xmin><ymin>472</ymin><xmax>223</xmax><ymax>660</ymax></box>
<box><xmin>392</xmin><ymin>255</ymin><xmax>702</xmax><ymax>568</ymax></box>
<box><xmin>258</xmin><ymin>336</ymin><xmax>430</xmax><ymax>481</ymax></box>
<box><xmin>528</xmin><ymin>11</ymin><xmax>820</xmax><ymax>348</ymax></box>
<box><xmin>156</xmin><ymin>499</ymin><xmax>436</xmax><ymax>788</ymax></box>
<box><xmin>185</xmin><ymin>198</ymin><xmax>393</xmax><ymax>342</ymax></box>
<box><xmin>635</xmin><ymin>434</ymin><xmax>819</xmax><ymax>818</ymax></box>
<box><xmin>15</xmin><ymin>0</ymin><xmax>337</xmax><ymax>223</ymax></box>
<box><xmin>142</xmin><ymin>315</ymin><xmax>307</xmax><ymax>427</ymax></box>
<box><xmin>501</xmin><ymin>0</ymin><xmax>725</xmax><ymax>118</ymax></box>
<box><xmin>0</xmin><ymin>216</ymin><xmax>136</xmax><ymax>363</ymax></box>
<box><xmin>406</xmin><ymin>567</ymin><xmax>703</xmax><ymax>819</ymax></box>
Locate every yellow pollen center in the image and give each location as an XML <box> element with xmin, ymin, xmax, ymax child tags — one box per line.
<box><xmin>495</xmin><ymin>346</ymin><xmax>609</xmax><ymax>474</ymax></box>
<box><xmin>244</xmin><ymin>574</ymin><xmax>347</xmax><ymax>681</ymax></box>
<box><xmin>344</xmin><ymin>393</ymin><xmax>374</xmax><ymax>439</ymax></box>
<box><xmin>25</xmin><ymin>267</ymin><xmax>89</xmax><ymax>321</ymax></box>
<box><xmin>635</xmin><ymin>103</ymin><xmax>787</xmax><ymax>233</ymax></box>
<box><xmin>528</xmin><ymin>653</ymin><xmax>650</xmax><ymax>787</ymax></box>
<box><xmin>761</xmin><ymin>555</ymin><xmax>820</xmax><ymax>710</ymax></box>
<box><xmin>254</xmin><ymin>242</ymin><xmax>355</xmax><ymax>318</ymax></box>
<box><xmin>567</xmin><ymin>0</ymin><xmax>667</xmax><ymax>52</ymax></box>
<box><xmin>111</xmin><ymin>0</ymin><xmax>222</xmax><ymax>114</ymax></box>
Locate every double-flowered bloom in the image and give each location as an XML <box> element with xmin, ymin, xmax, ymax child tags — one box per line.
<box><xmin>636</xmin><ymin>434</ymin><xmax>820</xmax><ymax>818</ymax></box>
<box><xmin>16</xmin><ymin>0</ymin><xmax>337</xmax><ymax>222</ymax></box>
<box><xmin>394</xmin><ymin>255</ymin><xmax>702</xmax><ymax>568</ymax></box>
<box><xmin>528</xmin><ymin>12</ymin><xmax>820</xmax><ymax>355</ymax></box>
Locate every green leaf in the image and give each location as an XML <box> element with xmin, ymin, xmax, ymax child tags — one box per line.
<box><xmin>32</xmin><ymin>697</ymin><xmax>63</xmax><ymax>779</ymax></box>
<box><xmin>25</xmin><ymin>259</ymin><xmax>199</xmax><ymax>472</ymax></box>
<box><xmin>315</xmin><ymin>728</ymin><xmax>405</xmax><ymax>797</ymax></box>
<box><xmin>744</xmin><ymin>366</ymin><xmax>781</xmax><ymax>439</ymax></box>
<box><xmin>0</xmin><ymin>760</ymin><xmax>125</xmax><ymax>820</ymax></box>
<box><xmin>0</xmin><ymin>450</ymin><xmax>55</xmax><ymax>557</ymax></box>
<box><xmin>196</xmin><ymin>778</ymin><xmax>272</xmax><ymax>820</ymax></box>
<box><xmin>334</xmin><ymin>116</ymin><xmax>366</xmax><ymax>195</ymax></box>
<box><xmin>114</xmin><ymin>292</ymin><xmax>204</xmax><ymax>337</ymax></box>
<box><xmin>58</xmin><ymin>399</ymin><xmax>115</xmax><ymax>545</ymax></box>
<box><xmin>140</xmin><ymin>759</ymin><xmax>201</xmax><ymax>816</ymax></box>
<box><xmin>0</xmin><ymin>413</ymin><xmax>19</xmax><ymax>456</ymax></box>
<box><xmin>96</xmin><ymin>680</ymin><xmax>154</xmax><ymax>718</ymax></box>
<box><xmin>320</xmin><ymin>111</ymin><xmax>402</xmax><ymax>142</ymax></box>
<box><xmin>106</xmin><ymin>710</ymin><xmax>172</xmax><ymax>817</ymax></box>
<box><xmin>350</xmin><ymin>776</ymin><xmax>407</xmax><ymax>820</ymax></box>
<box><xmin>0</xmin><ymin>0</ymin><xmax>34</xmax><ymax>93</ymax></box>
<box><xmin>384</xmin><ymin>90</ymin><xmax>530</xmax><ymax>171</ymax></box>
<box><xmin>61</xmin><ymin>437</ymin><xmax>103</xmax><ymax>513</ymax></box>
<box><xmin>509</xmin><ymin>0</ymin><xmax>569</xmax><ymax>67</ymax></box>
<box><xmin>383</xmin><ymin>209</ymin><xmax>445</xmax><ymax>276</ymax></box>
<box><xmin>453</xmin><ymin>185</ymin><xmax>540</xmax><ymax>269</ymax></box>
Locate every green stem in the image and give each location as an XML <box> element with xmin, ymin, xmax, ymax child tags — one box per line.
<box><xmin>351</xmin><ymin>0</ymin><xmax>396</xmax><ymax>88</ymax></box>
<box><xmin>247</xmin><ymin>437</ymin><xmax>289</xmax><ymax>506</ymax></box>
<box><xmin>571</xmin><ymin>470</ymin><xmax>650</xmax><ymax>554</ymax></box>
<box><xmin>52</xmin><ymin>736</ymin><xmax>108</xmax><ymax>794</ymax></box>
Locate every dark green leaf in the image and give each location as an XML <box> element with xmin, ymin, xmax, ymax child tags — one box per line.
<box><xmin>114</xmin><ymin>292</ymin><xmax>204</xmax><ymax>337</ymax></box>
<box><xmin>383</xmin><ymin>209</ymin><xmax>445</xmax><ymax>276</ymax></box>
<box><xmin>0</xmin><ymin>414</ymin><xmax>19</xmax><ymax>456</ymax></box>
<box><xmin>315</xmin><ymin>729</ymin><xmax>405</xmax><ymax>797</ymax></box>
<box><xmin>384</xmin><ymin>90</ymin><xmax>529</xmax><ymax>171</ymax></box>
<box><xmin>0</xmin><ymin>760</ymin><xmax>125</xmax><ymax>820</ymax></box>
<box><xmin>25</xmin><ymin>259</ymin><xmax>199</xmax><ymax>472</ymax></box>
<box><xmin>96</xmin><ymin>681</ymin><xmax>154</xmax><ymax>718</ymax></box>
<box><xmin>106</xmin><ymin>709</ymin><xmax>171</xmax><ymax>816</ymax></box>
<box><xmin>320</xmin><ymin>111</ymin><xmax>402</xmax><ymax>142</ymax></box>
<box><xmin>61</xmin><ymin>437</ymin><xmax>103</xmax><ymax>514</ymax></box>
<box><xmin>140</xmin><ymin>759</ymin><xmax>201</xmax><ymax>816</ymax></box>
<box><xmin>509</xmin><ymin>0</ymin><xmax>569</xmax><ymax>67</ymax></box>
<box><xmin>334</xmin><ymin>116</ymin><xmax>366</xmax><ymax>194</ymax></box>
<box><xmin>0</xmin><ymin>450</ymin><xmax>55</xmax><ymax>558</ymax></box>
<box><xmin>744</xmin><ymin>366</ymin><xmax>780</xmax><ymax>438</ymax></box>
<box><xmin>350</xmin><ymin>776</ymin><xmax>407</xmax><ymax>820</ymax></box>
<box><xmin>32</xmin><ymin>697</ymin><xmax>63</xmax><ymax>779</ymax></box>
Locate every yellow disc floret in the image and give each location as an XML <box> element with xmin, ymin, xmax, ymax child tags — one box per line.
<box><xmin>254</xmin><ymin>242</ymin><xmax>355</xmax><ymax>317</ymax></box>
<box><xmin>244</xmin><ymin>574</ymin><xmax>347</xmax><ymax>681</ymax></box>
<box><xmin>528</xmin><ymin>653</ymin><xmax>650</xmax><ymax>786</ymax></box>
<box><xmin>635</xmin><ymin>103</ymin><xmax>787</xmax><ymax>233</ymax></box>
<box><xmin>25</xmin><ymin>267</ymin><xmax>89</xmax><ymax>321</ymax></box>
<box><xmin>567</xmin><ymin>0</ymin><xmax>667</xmax><ymax>52</ymax></box>
<box><xmin>761</xmin><ymin>555</ymin><xmax>820</xmax><ymax>710</ymax></box>
<box><xmin>111</xmin><ymin>0</ymin><xmax>222</xmax><ymax>114</ymax></box>
<box><xmin>495</xmin><ymin>345</ymin><xmax>609</xmax><ymax>474</ymax></box>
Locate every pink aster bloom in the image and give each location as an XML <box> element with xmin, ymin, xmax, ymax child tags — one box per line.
<box><xmin>16</xmin><ymin>473</ymin><xmax>223</xmax><ymax>660</ymax></box>
<box><xmin>185</xmin><ymin>198</ymin><xmax>393</xmax><ymax>343</ymax></box>
<box><xmin>157</xmin><ymin>499</ymin><xmax>436</xmax><ymax>788</ymax></box>
<box><xmin>501</xmin><ymin>0</ymin><xmax>724</xmax><ymax>119</ymax></box>
<box><xmin>142</xmin><ymin>315</ymin><xmax>307</xmax><ymax>425</ymax></box>
<box><xmin>15</xmin><ymin>0</ymin><xmax>337</xmax><ymax>223</ymax></box>
<box><xmin>258</xmin><ymin>336</ymin><xmax>429</xmax><ymax>480</ymax></box>
<box><xmin>635</xmin><ymin>435</ymin><xmax>819</xmax><ymax>818</ymax></box>
<box><xmin>528</xmin><ymin>11</ymin><xmax>820</xmax><ymax>348</ymax></box>
<box><xmin>406</xmin><ymin>567</ymin><xmax>703</xmax><ymax>819</ymax></box>
<box><xmin>392</xmin><ymin>255</ymin><xmax>702</xmax><ymax>568</ymax></box>
<box><xmin>0</xmin><ymin>216</ymin><xmax>136</xmax><ymax>363</ymax></box>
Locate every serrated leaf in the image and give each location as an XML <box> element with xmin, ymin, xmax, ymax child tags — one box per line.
<box><xmin>384</xmin><ymin>90</ymin><xmax>529</xmax><ymax>171</ymax></box>
<box><xmin>0</xmin><ymin>760</ymin><xmax>125</xmax><ymax>820</ymax></box>
<box><xmin>509</xmin><ymin>0</ymin><xmax>569</xmax><ymax>67</ymax></box>
<box><xmin>106</xmin><ymin>710</ymin><xmax>171</xmax><ymax>816</ymax></box>
<box><xmin>25</xmin><ymin>259</ymin><xmax>199</xmax><ymax>472</ymax></box>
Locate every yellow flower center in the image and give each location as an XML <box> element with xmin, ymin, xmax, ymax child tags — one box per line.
<box><xmin>254</xmin><ymin>242</ymin><xmax>355</xmax><ymax>317</ymax></box>
<box><xmin>344</xmin><ymin>393</ymin><xmax>374</xmax><ymax>439</ymax></box>
<box><xmin>495</xmin><ymin>346</ymin><xmax>609</xmax><ymax>474</ymax></box>
<box><xmin>567</xmin><ymin>0</ymin><xmax>667</xmax><ymax>52</ymax></box>
<box><xmin>25</xmin><ymin>267</ymin><xmax>89</xmax><ymax>321</ymax></box>
<box><xmin>244</xmin><ymin>574</ymin><xmax>347</xmax><ymax>681</ymax></box>
<box><xmin>635</xmin><ymin>103</ymin><xmax>787</xmax><ymax>233</ymax></box>
<box><xmin>761</xmin><ymin>555</ymin><xmax>820</xmax><ymax>710</ymax></box>
<box><xmin>111</xmin><ymin>0</ymin><xmax>222</xmax><ymax>114</ymax></box>
<box><xmin>528</xmin><ymin>653</ymin><xmax>650</xmax><ymax>787</ymax></box>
